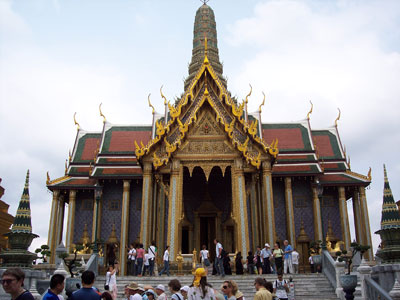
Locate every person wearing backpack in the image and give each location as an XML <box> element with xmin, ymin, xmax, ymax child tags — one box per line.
<box><xmin>214</xmin><ymin>239</ymin><xmax>225</xmax><ymax>277</ymax></box>
<box><xmin>272</xmin><ymin>273</ymin><xmax>289</xmax><ymax>300</ymax></box>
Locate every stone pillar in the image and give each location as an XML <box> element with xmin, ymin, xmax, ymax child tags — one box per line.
<box><xmin>55</xmin><ymin>195</ymin><xmax>65</xmax><ymax>247</ymax></box>
<box><xmin>335</xmin><ymin>260</ymin><xmax>346</xmax><ymax>298</ymax></box>
<box><xmin>285</xmin><ymin>177</ymin><xmax>296</xmax><ymax>247</ymax></box>
<box><xmin>48</xmin><ymin>190</ymin><xmax>60</xmax><ymax>264</ymax></box>
<box><xmin>231</xmin><ymin>159</ymin><xmax>250</xmax><ymax>256</ymax></box>
<box><xmin>167</xmin><ymin>160</ymin><xmax>183</xmax><ymax>261</ymax></box>
<box><xmin>359</xmin><ymin>186</ymin><xmax>373</xmax><ymax>260</ymax></box>
<box><xmin>312</xmin><ymin>187</ymin><xmax>323</xmax><ymax>242</ymax></box>
<box><xmin>91</xmin><ymin>190</ymin><xmax>102</xmax><ymax>244</ymax></box>
<box><xmin>357</xmin><ymin>259</ymin><xmax>372</xmax><ymax>300</ymax></box>
<box><xmin>262</xmin><ymin>160</ymin><xmax>276</xmax><ymax>245</ymax></box>
<box><xmin>338</xmin><ymin>187</ymin><xmax>351</xmax><ymax>251</ymax></box>
<box><xmin>352</xmin><ymin>189</ymin><xmax>363</xmax><ymax>245</ymax></box>
<box><xmin>66</xmin><ymin>190</ymin><xmax>76</xmax><ymax>252</ymax></box>
<box><xmin>140</xmin><ymin>162</ymin><xmax>153</xmax><ymax>248</ymax></box>
<box><xmin>250</xmin><ymin>174</ymin><xmax>259</xmax><ymax>249</ymax></box>
<box><xmin>119</xmin><ymin>180</ymin><xmax>130</xmax><ymax>276</ymax></box>
<box><xmin>157</xmin><ymin>181</ymin><xmax>166</xmax><ymax>257</ymax></box>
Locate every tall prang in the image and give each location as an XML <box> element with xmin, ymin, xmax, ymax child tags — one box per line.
<box><xmin>0</xmin><ymin>170</ymin><xmax>38</xmax><ymax>267</ymax></box>
<box><xmin>375</xmin><ymin>165</ymin><xmax>400</xmax><ymax>263</ymax></box>
<box><xmin>184</xmin><ymin>3</ymin><xmax>226</xmax><ymax>90</ymax></box>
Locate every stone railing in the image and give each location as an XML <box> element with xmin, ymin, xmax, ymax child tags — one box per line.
<box><xmin>364</xmin><ymin>276</ymin><xmax>392</xmax><ymax>300</ymax></box>
<box><xmin>322</xmin><ymin>249</ymin><xmax>337</xmax><ymax>287</ymax></box>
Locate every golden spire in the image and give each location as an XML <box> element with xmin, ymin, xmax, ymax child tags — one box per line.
<box><xmin>160</xmin><ymin>85</ymin><xmax>168</xmax><ymax>105</ymax></box>
<box><xmin>148</xmin><ymin>93</ymin><xmax>155</xmax><ymax>114</ymax></box>
<box><xmin>368</xmin><ymin>167</ymin><xmax>372</xmax><ymax>181</ymax></box>
<box><xmin>99</xmin><ymin>103</ymin><xmax>106</xmax><ymax>123</ymax></box>
<box><xmin>335</xmin><ymin>108</ymin><xmax>341</xmax><ymax>127</ymax></box>
<box><xmin>46</xmin><ymin>171</ymin><xmax>50</xmax><ymax>185</ymax></box>
<box><xmin>307</xmin><ymin>101</ymin><xmax>313</xmax><ymax>120</ymax></box>
<box><xmin>258</xmin><ymin>92</ymin><xmax>266</xmax><ymax>113</ymax></box>
<box><xmin>73</xmin><ymin>112</ymin><xmax>80</xmax><ymax>130</ymax></box>
<box><xmin>65</xmin><ymin>159</ymin><xmax>68</xmax><ymax>175</ymax></box>
<box><xmin>69</xmin><ymin>149</ymin><xmax>72</xmax><ymax>162</ymax></box>
<box><xmin>244</xmin><ymin>84</ymin><xmax>252</xmax><ymax>104</ymax></box>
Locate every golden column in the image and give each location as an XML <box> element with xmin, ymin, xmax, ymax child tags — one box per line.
<box><xmin>140</xmin><ymin>162</ymin><xmax>153</xmax><ymax>248</ymax></box>
<box><xmin>338</xmin><ymin>187</ymin><xmax>351</xmax><ymax>250</ymax></box>
<box><xmin>55</xmin><ymin>195</ymin><xmax>65</xmax><ymax>247</ymax></box>
<box><xmin>250</xmin><ymin>174</ymin><xmax>260</xmax><ymax>249</ymax></box>
<box><xmin>261</xmin><ymin>160</ymin><xmax>276</xmax><ymax>245</ymax></box>
<box><xmin>48</xmin><ymin>190</ymin><xmax>60</xmax><ymax>264</ymax></box>
<box><xmin>352</xmin><ymin>188</ymin><xmax>363</xmax><ymax>244</ymax></box>
<box><xmin>312</xmin><ymin>187</ymin><xmax>323</xmax><ymax>242</ymax></box>
<box><xmin>91</xmin><ymin>190</ymin><xmax>102</xmax><ymax>244</ymax></box>
<box><xmin>359</xmin><ymin>186</ymin><xmax>373</xmax><ymax>260</ymax></box>
<box><xmin>66</xmin><ymin>190</ymin><xmax>76</xmax><ymax>252</ymax></box>
<box><xmin>231</xmin><ymin>159</ymin><xmax>250</xmax><ymax>255</ymax></box>
<box><xmin>167</xmin><ymin>159</ymin><xmax>183</xmax><ymax>261</ymax></box>
<box><xmin>119</xmin><ymin>180</ymin><xmax>131</xmax><ymax>275</ymax></box>
<box><xmin>284</xmin><ymin>177</ymin><xmax>296</xmax><ymax>247</ymax></box>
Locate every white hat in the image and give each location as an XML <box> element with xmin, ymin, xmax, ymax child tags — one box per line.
<box><xmin>265</xmin><ymin>243</ymin><xmax>270</xmax><ymax>248</ymax></box>
<box><xmin>181</xmin><ymin>286</ymin><xmax>190</xmax><ymax>293</ymax></box>
<box><xmin>156</xmin><ymin>284</ymin><xmax>165</xmax><ymax>292</ymax></box>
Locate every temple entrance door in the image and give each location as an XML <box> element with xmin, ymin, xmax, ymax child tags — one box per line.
<box><xmin>200</xmin><ymin>216</ymin><xmax>216</xmax><ymax>261</ymax></box>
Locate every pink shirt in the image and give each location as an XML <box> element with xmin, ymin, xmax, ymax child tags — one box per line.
<box><xmin>136</xmin><ymin>248</ymin><xmax>144</xmax><ymax>259</ymax></box>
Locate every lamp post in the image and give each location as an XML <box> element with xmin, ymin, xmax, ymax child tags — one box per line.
<box><xmin>93</xmin><ymin>183</ymin><xmax>102</xmax><ymax>253</ymax></box>
<box><xmin>316</xmin><ymin>179</ymin><xmax>325</xmax><ymax>249</ymax></box>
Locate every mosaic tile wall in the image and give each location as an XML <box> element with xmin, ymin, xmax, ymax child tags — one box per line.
<box><xmin>128</xmin><ymin>180</ymin><xmax>142</xmax><ymax>245</ymax></box>
<box><xmin>292</xmin><ymin>178</ymin><xmax>314</xmax><ymax>241</ymax></box>
<box><xmin>74</xmin><ymin>190</ymin><xmax>94</xmax><ymax>244</ymax></box>
<box><xmin>273</xmin><ymin>179</ymin><xmax>287</xmax><ymax>241</ymax></box>
<box><xmin>100</xmin><ymin>181</ymin><xmax>123</xmax><ymax>242</ymax></box>
<box><xmin>321</xmin><ymin>187</ymin><xmax>342</xmax><ymax>240</ymax></box>
<box><xmin>247</xmin><ymin>193</ymin><xmax>253</xmax><ymax>251</ymax></box>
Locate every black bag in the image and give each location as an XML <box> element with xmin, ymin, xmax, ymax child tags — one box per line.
<box><xmin>104</xmin><ymin>284</ymin><xmax>109</xmax><ymax>291</ymax></box>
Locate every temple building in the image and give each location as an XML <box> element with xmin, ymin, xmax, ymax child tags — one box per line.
<box><xmin>46</xmin><ymin>3</ymin><xmax>373</xmax><ymax>274</ymax></box>
<box><xmin>0</xmin><ymin>179</ymin><xmax>14</xmax><ymax>251</ymax></box>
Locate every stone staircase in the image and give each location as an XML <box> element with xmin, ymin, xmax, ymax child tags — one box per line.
<box><xmin>96</xmin><ymin>273</ymin><xmax>339</xmax><ymax>300</ymax></box>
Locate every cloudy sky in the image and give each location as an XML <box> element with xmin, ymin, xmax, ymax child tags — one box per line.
<box><xmin>1</xmin><ymin>0</ymin><xmax>399</xmax><ymax>254</ymax></box>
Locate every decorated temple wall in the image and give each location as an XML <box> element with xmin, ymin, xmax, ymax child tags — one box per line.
<box><xmin>128</xmin><ymin>180</ymin><xmax>142</xmax><ymax>245</ymax></box>
<box><xmin>73</xmin><ymin>190</ymin><xmax>93</xmax><ymax>244</ymax></box>
<box><xmin>321</xmin><ymin>187</ymin><xmax>342</xmax><ymax>240</ymax></box>
<box><xmin>100</xmin><ymin>181</ymin><xmax>123</xmax><ymax>242</ymax></box>
<box><xmin>292</xmin><ymin>178</ymin><xmax>314</xmax><ymax>242</ymax></box>
<box><xmin>273</xmin><ymin>179</ymin><xmax>287</xmax><ymax>242</ymax></box>
<box><xmin>247</xmin><ymin>193</ymin><xmax>253</xmax><ymax>251</ymax></box>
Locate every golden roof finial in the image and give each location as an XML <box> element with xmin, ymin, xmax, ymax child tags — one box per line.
<box><xmin>335</xmin><ymin>108</ymin><xmax>341</xmax><ymax>127</ymax></box>
<box><xmin>203</xmin><ymin>36</ymin><xmax>209</xmax><ymax>64</ymax></box>
<box><xmin>65</xmin><ymin>159</ymin><xmax>68</xmax><ymax>175</ymax></box>
<box><xmin>258</xmin><ymin>91</ymin><xmax>266</xmax><ymax>113</ymax></box>
<box><xmin>348</xmin><ymin>156</ymin><xmax>351</xmax><ymax>170</ymax></box>
<box><xmin>160</xmin><ymin>85</ymin><xmax>168</xmax><ymax>105</ymax></box>
<box><xmin>46</xmin><ymin>171</ymin><xmax>50</xmax><ymax>185</ymax></box>
<box><xmin>368</xmin><ymin>167</ymin><xmax>372</xmax><ymax>181</ymax></box>
<box><xmin>307</xmin><ymin>101</ymin><xmax>313</xmax><ymax>120</ymax></box>
<box><xmin>73</xmin><ymin>112</ymin><xmax>80</xmax><ymax>130</ymax></box>
<box><xmin>245</xmin><ymin>84</ymin><xmax>252</xmax><ymax>104</ymax></box>
<box><xmin>69</xmin><ymin>149</ymin><xmax>72</xmax><ymax>162</ymax></box>
<box><xmin>99</xmin><ymin>103</ymin><xmax>106</xmax><ymax>123</ymax></box>
<box><xmin>148</xmin><ymin>93</ymin><xmax>155</xmax><ymax>114</ymax></box>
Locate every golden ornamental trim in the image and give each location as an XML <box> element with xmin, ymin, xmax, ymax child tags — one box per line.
<box><xmin>345</xmin><ymin>169</ymin><xmax>370</xmax><ymax>182</ymax></box>
<box><xmin>47</xmin><ymin>175</ymin><xmax>70</xmax><ymax>186</ymax></box>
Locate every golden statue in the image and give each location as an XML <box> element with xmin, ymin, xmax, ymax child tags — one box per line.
<box><xmin>192</xmin><ymin>248</ymin><xmax>197</xmax><ymax>274</ymax></box>
<box><xmin>177</xmin><ymin>251</ymin><xmax>184</xmax><ymax>275</ymax></box>
<box><xmin>77</xmin><ymin>224</ymin><xmax>91</xmax><ymax>254</ymax></box>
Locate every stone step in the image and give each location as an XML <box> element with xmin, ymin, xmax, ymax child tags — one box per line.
<box><xmin>95</xmin><ymin>273</ymin><xmax>339</xmax><ymax>300</ymax></box>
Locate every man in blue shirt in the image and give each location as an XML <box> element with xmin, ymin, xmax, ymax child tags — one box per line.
<box><xmin>283</xmin><ymin>240</ymin><xmax>294</xmax><ymax>274</ymax></box>
<box><xmin>42</xmin><ymin>274</ymin><xmax>65</xmax><ymax>300</ymax></box>
<box><xmin>71</xmin><ymin>270</ymin><xmax>101</xmax><ymax>300</ymax></box>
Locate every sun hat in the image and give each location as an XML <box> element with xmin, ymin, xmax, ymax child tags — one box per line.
<box><xmin>181</xmin><ymin>286</ymin><xmax>190</xmax><ymax>293</ymax></box>
<box><xmin>156</xmin><ymin>284</ymin><xmax>165</xmax><ymax>292</ymax></box>
<box><xmin>127</xmin><ymin>282</ymin><xmax>145</xmax><ymax>292</ymax></box>
<box><xmin>146</xmin><ymin>289</ymin><xmax>157</xmax><ymax>297</ymax></box>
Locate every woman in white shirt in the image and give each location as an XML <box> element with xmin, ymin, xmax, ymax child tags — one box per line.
<box><xmin>159</xmin><ymin>246</ymin><xmax>170</xmax><ymax>276</ymax></box>
<box><xmin>106</xmin><ymin>263</ymin><xmax>118</xmax><ymax>300</ymax></box>
<box><xmin>188</xmin><ymin>268</ymin><xmax>215</xmax><ymax>300</ymax></box>
<box><xmin>199</xmin><ymin>245</ymin><xmax>210</xmax><ymax>269</ymax></box>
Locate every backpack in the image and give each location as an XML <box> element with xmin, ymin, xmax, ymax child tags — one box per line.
<box><xmin>220</xmin><ymin>248</ymin><xmax>227</xmax><ymax>257</ymax></box>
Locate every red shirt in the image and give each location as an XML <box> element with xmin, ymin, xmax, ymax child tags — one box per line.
<box><xmin>136</xmin><ymin>248</ymin><xmax>145</xmax><ymax>259</ymax></box>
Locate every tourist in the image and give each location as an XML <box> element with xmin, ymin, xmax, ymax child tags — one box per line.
<box><xmin>214</xmin><ymin>239</ymin><xmax>225</xmax><ymax>277</ymax></box>
<box><xmin>283</xmin><ymin>240</ymin><xmax>293</xmax><ymax>274</ymax></box>
<box><xmin>142</xmin><ymin>251</ymin><xmax>150</xmax><ymax>276</ymax></box>
<box><xmin>71</xmin><ymin>270</ymin><xmax>101</xmax><ymax>300</ymax></box>
<box><xmin>100</xmin><ymin>292</ymin><xmax>113</xmax><ymax>300</ymax></box>
<box><xmin>159</xmin><ymin>245</ymin><xmax>170</xmax><ymax>276</ymax></box>
<box><xmin>148</xmin><ymin>241</ymin><xmax>157</xmax><ymax>276</ymax></box>
<box><xmin>123</xmin><ymin>284</ymin><xmax>130</xmax><ymax>300</ymax></box>
<box><xmin>136</xmin><ymin>244</ymin><xmax>144</xmax><ymax>276</ymax></box>
<box><xmin>1</xmin><ymin>267</ymin><xmax>34</xmax><ymax>300</ymax></box>
<box><xmin>261</xmin><ymin>243</ymin><xmax>272</xmax><ymax>274</ymax></box>
<box><xmin>246</xmin><ymin>251</ymin><xmax>254</xmax><ymax>274</ymax></box>
<box><xmin>128</xmin><ymin>244</ymin><xmax>137</xmax><ymax>276</ymax></box>
<box><xmin>180</xmin><ymin>286</ymin><xmax>189</xmax><ymax>300</ymax></box>
<box><xmin>146</xmin><ymin>289</ymin><xmax>157</xmax><ymax>300</ymax></box>
<box><xmin>273</xmin><ymin>273</ymin><xmax>289</xmax><ymax>300</ymax></box>
<box><xmin>221</xmin><ymin>280</ymin><xmax>237</xmax><ymax>300</ymax></box>
<box><xmin>253</xmin><ymin>277</ymin><xmax>272</xmax><ymax>300</ymax></box>
<box><xmin>230</xmin><ymin>281</ymin><xmax>244</xmax><ymax>300</ymax></box>
<box><xmin>200</xmin><ymin>245</ymin><xmax>210</xmax><ymax>269</ymax></box>
<box><xmin>291</xmin><ymin>248</ymin><xmax>299</xmax><ymax>274</ymax></box>
<box><xmin>255</xmin><ymin>246</ymin><xmax>263</xmax><ymax>274</ymax></box>
<box><xmin>309</xmin><ymin>255</ymin><xmax>315</xmax><ymax>273</ymax></box>
<box><xmin>126</xmin><ymin>282</ymin><xmax>145</xmax><ymax>300</ymax></box>
<box><xmin>42</xmin><ymin>274</ymin><xmax>65</xmax><ymax>300</ymax></box>
<box><xmin>235</xmin><ymin>252</ymin><xmax>244</xmax><ymax>275</ymax></box>
<box><xmin>223</xmin><ymin>251</ymin><xmax>232</xmax><ymax>275</ymax></box>
<box><xmin>105</xmin><ymin>264</ymin><xmax>118</xmax><ymax>300</ymax></box>
<box><xmin>155</xmin><ymin>284</ymin><xmax>166</xmax><ymax>300</ymax></box>
<box><xmin>168</xmin><ymin>279</ymin><xmax>183</xmax><ymax>300</ymax></box>
<box><xmin>272</xmin><ymin>243</ymin><xmax>284</xmax><ymax>274</ymax></box>
<box><xmin>188</xmin><ymin>268</ymin><xmax>215</xmax><ymax>300</ymax></box>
